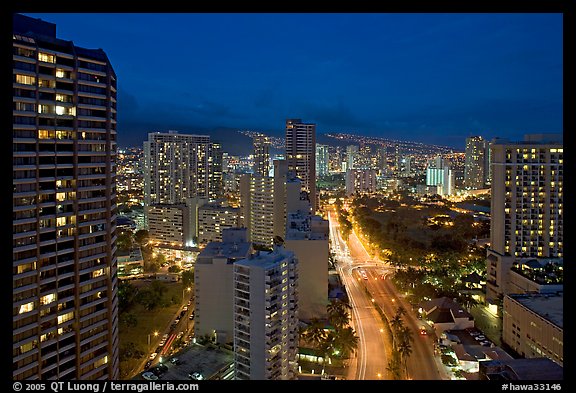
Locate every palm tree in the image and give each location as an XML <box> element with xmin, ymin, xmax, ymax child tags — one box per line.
<box><xmin>333</xmin><ymin>326</ymin><xmax>359</xmax><ymax>359</ymax></box>
<box><xmin>397</xmin><ymin>326</ymin><xmax>414</xmax><ymax>378</ymax></box>
<box><xmin>327</xmin><ymin>300</ymin><xmax>350</xmax><ymax>328</ymax></box>
<box><xmin>386</xmin><ymin>354</ymin><xmax>402</xmax><ymax>380</ymax></box>
<box><xmin>318</xmin><ymin>330</ymin><xmax>336</xmax><ymax>369</ymax></box>
<box><xmin>302</xmin><ymin>318</ymin><xmax>326</xmax><ymax>349</ymax></box>
<box><xmin>389</xmin><ymin>314</ymin><xmax>404</xmax><ymax>350</ymax></box>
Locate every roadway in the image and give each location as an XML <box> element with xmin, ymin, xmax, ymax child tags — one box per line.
<box><xmin>328</xmin><ymin>210</ymin><xmax>390</xmax><ymax>380</ymax></box>
<box><xmin>329</xmin><ymin>207</ymin><xmax>448</xmax><ymax>380</ymax></box>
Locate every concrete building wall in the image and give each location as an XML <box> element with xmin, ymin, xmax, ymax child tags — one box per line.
<box><xmin>284</xmin><ymin>238</ymin><xmax>328</xmax><ymax>321</ymax></box>
<box><xmin>194</xmin><ymin>256</ymin><xmax>235</xmax><ymax>343</ymax></box>
<box><xmin>503</xmin><ymin>294</ymin><xmax>563</xmax><ymax>366</ymax></box>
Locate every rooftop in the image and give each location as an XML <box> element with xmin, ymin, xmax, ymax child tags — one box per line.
<box><xmin>508</xmin><ymin>293</ymin><xmax>563</xmax><ymax>329</ymax></box>
<box><xmin>421</xmin><ymin>297</ymin><xmax>474</xmax><ymax>321</ymax></box>
<box><xmin>491</xmin><ymin>134</ymin><xmax>563</xmax><ymax>145</ymax></box>
<box><xmin>285</xmin><ymin>212</ymin><xmax>329</xmax><ymax>241</ymax></box>
<box><xmin>481</xmin><ymin>358</ymin><xmax>563</xmax><ymax>380</ymax></box>
<box><xmin>235</xmin><ymin>246</ymin><xmax>295</xmax><ymax>269</ymax></box>
<box><xmin>197</xmin><ymin>241</ymin><xmax>251</xmax><ymax>262</ymax></box>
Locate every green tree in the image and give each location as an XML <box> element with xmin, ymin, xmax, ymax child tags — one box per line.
<box><xmin>150</xmin><ymin>280</ymin><xmax>167</xmax><ymax>297</ymax></box>
<box><xmin>168</xmin><ymin>265</ymin><xmax>181</xmax><ymax>273</ymax></box>
<box><xmin>333</xmin><ymin>326</ymin><xmax>359</xmax><ymax>358</ymax></box>
<box><xmin>118</xmin><ymin>280</ymin><xmax>138</xmax><ymax>311</ymax></box>
<box><xmin>327</xmin><ymin>300</ymin><xmax>350</xmax><ymax>328</ymax></box>
<box><xmin>117</xmin><ymin>230</ymin><xmax>134</xmax><ymax>252</ymax></box>
<box><xmin>155</xmin><ymin>253</ymin><xmax>166</xmax><ymax>266</ymax></box>
<box><xmin>302</xmin><ymin>318</ymin><xmax>326</xmax><ymax>349</ymax></box>
<box><xmin>136</xmin><ymin>289</ymin><xmax>159</xmax><ymax>311</ymax></box>
<box><xmin>134</xmin><ymin>229</ymin><xmax>149</xmax><ymax>246</ymax></box>
<box><xmin>182</xmin><ymin>270</ymin><xmax>194</xmax><ymax>287</ymax></box>
<box><xmin>397</xmin><ymin>326</ymin><xmax>414</xmax><ymax>377</ymax></box>
<box><xmin>120</xmin><ymin>312</ymin><xmax>138</xmax><ymax>328</ymax></box>
<box><xmin>144</xmin><ymin>261</ymin><xmax>160</xmax><ymax>274</ymax></box>
<box><xmin>387</xmin><ymin>354</ymin><xmax>402</xmax><ymax>380</ymax></box>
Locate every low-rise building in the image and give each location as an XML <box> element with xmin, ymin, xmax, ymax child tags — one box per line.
<box><xmin>479</xmin><ymin>358</ymin><xmax>563</xmax><ymax>380</ymax></box>
<box><xmin>503</xmin><ymin>293</ymin><xmax>563</xmax><ymax>366</ymax></box>
<box><xmin>420</xmin><ymin>297</ymin><xmax>474</xmax><ymax>334</ymax></box>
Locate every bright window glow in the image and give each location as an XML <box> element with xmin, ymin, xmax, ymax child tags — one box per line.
<box><xmin>19</xmin><ymin>302</ymin><xmax>35</xmax><ymax>314</ymax></box>
<box><xmin>58</xmin><ymin>311</ymin><xmax>74</xmax><ymax>324</ymax></box>
<box><xmin>38</xmin><ymin>52</ymin><xmax>55</xmax><ymax>63</ymax></box>
<box><xmin>40</xmin><ymin>293</ymin><xmax>57</xmax><ymax>306</ymax></box>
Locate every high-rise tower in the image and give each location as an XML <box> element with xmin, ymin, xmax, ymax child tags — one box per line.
<box><xmin>13</xmin><ymin>14</ymin><xmax>119</xmax><ymax>379</ymax></box>
<box><xmin>285</xmin><ymin>119</ymin><xmax>316</xmax><ymax>212</ymax></box>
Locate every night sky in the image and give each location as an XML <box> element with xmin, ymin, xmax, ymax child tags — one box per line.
<box><xmin>23</xmin><ymin>13</ymin><xmax>563</xmax><ymax>151</ymax></box>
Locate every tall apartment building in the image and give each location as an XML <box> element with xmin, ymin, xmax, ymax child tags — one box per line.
<box><xmin>402</xmin><ymin>155</ymin><xmax>412</xmax><ymax>177</ymax></box>
<box><xmin>194</xmin><ymin>228</ymin><xmax>252</xmax><ymax>344</ymax></box>
<box><xmin>143</xmin><ymin>131</ymin><xmax>222</xmax><ymax>244</ymax></box>
<box><xmin>503</xmin><ymin>293</ymin><xmax>563</xmax><ymax>366</ymax></box>
<box><xmin>285</xmin><ymin>119</ymin><xmax>316</xmax><ymax>212</ymax></box>
<box><xmin>197</xmin><ymin>202</ymin><xmax>240</xmax><ymax>245</ymax></box>
<box><xmin>315</xmin><ymin>144</ymin><xmax>329</xmax><ymax>177</ymax></box>
<box><xmin>346</xmin><ymin>169</ymin><xmax>378</xmax><ymax>196</ymax></box>
<box><xmin>233</xmin><ymin>245</ymin><xmax>299</xmax><ymax>380</ymax></box>
<box><xmin>144</xmin><ymin>131</ymin><xmax>221</xmax><ymax>205</ymax></box>
<box><xmin>252</xmin><ymin>133</ymin><xmax>270</xmax><ymax>177</ymax></box>
<box><xmin>394</xmin><ymin>144</ymin><xmax>401</xmax><ymax>173</ymax></box>
<box><xmin>12</xmin><ymin>14</ymin><xmax>119</xmax><ymax>379</ymax></box>
<box><xmin>248</xmin><ymin>175</ymin><xmax>275</xmax><ymax>247</ymax></box>
<box><xmin>146</xmin><ymin>204</ymin><xmax>189</xmax><ymax>248</ymax></box>
<box><xmin>464</xmin><ymin>136</ymin><xmax>490</xmax><ymax>189</ymax></box>
<box><xmin>346</xmin><ymin>145</ymin><xmax>358</xmax><ymax>171</ymax></box>
<box><xmin>377</xmin><ymin>146</ymin><xmax>388</xmax><ymax>174</ymax></box>
<box><xmin>240</xmin><ymin>160</ymin><xmax>290</xmax><ymax>247</ymax></box>
<box><xmin>426</xmin><ymin>155</ymin><xmax>455</xmax><ymax>196</ymax></box>
<box><xmin>486</xmin><ymin>134</ymin><xmax>563</xmax><ymax>303</ymax></box>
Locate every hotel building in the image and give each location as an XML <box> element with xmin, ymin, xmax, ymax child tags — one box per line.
<box><xmin>486</xmin><ymin>134</ymin><xmax>563</xmax><ymax>302</ymax></box>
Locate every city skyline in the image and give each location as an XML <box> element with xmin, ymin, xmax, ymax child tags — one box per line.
<box><xmin>22</xmin><ymin>13</ymin><xmax>563</xmax><ymax>149</ymax></box>
<box><xmin>12</xmin><ymin>11</ymin><xmax>564</xmax><ymax>382</ymax></box>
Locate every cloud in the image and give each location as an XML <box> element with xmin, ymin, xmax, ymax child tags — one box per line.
<box><xmin>296</xmin><ymin>100</ymin><xmax>372</xmax><ymax>130</ymax></box>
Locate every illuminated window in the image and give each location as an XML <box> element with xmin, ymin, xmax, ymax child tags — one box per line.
<box><xmin>19</xmin><ymin>301</ymin><xmax>35</xmax><ymax>314</ymax></box>
<box><xmin>94</xmin><ymin>356</ymin><xmax>108</xmax><ymax>368</ymax></box>
<box><xmin>20</xmin><ymin>341</ymin><xmax>37</xmax><ymax>354</ymax></box>
<box><xmin>17</xmin><ymin>262</ymin><xmax>36</xmax><ymax>274</ymax></box>
<box><xmin>38</xmin><ymin>104</ymin><xmax>54</xmax><ymax>114</ymax></box>
<box><xmin>55</xmin><ymin>106</ymin><xmax>75</xmax><ymax>116</ymax></box>
<box><xmin>38</xmin><ymin>52</ymin><xmax>55</xmax><ymax>63</ymax></box>
<box><xmin>92</xmin><ymin>269</ymin><xmax>104</xmax><ymax>278</ymax></box>
<box><xmin>58</xmin><ymin>311</ymin><xmax>74</xmax><ymax>324</ymax></box>
<box><xmin>40</xmin><ymin>293</ymin><xmax>57</xmax><ymax>306</ymax></box>
<box><xmin>39</xmin><ymin>129</ymin><xmax>55</xmax><ymax>139</ymax></box>
<box><xmin>16</xmin><ymin>74</ymin><xmax>36</xmax><ymax>85</ymax></box>
<box><xmin>55</xmin><ymin>93</ymin><xmax>72</xmax><ymax>103</ymax></box>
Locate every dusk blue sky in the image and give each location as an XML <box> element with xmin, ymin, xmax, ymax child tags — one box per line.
<box><xmin>24</xmin><ymin>13</ymin><xmax>563</xmax><ymax>150</ymax></box>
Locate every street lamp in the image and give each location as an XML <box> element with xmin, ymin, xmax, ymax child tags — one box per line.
<box><xmin>148</xmin><ymin>331</ymin><xmax>158</xmax><ymax>352</ymax></box>
<box><xmin>182</xmin><ymin>286</ymin><xmax>191</xmax><ymax>304</ymax></box>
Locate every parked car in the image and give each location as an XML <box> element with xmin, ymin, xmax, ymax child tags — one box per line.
<box><xmin>149</xmin><ymin>352</ymin><xmax>158</xmax><ymax>361</ymax></box>
<box><xmin>170</xmin><ymin>357</ymin><xmax>181</xmax><ymax>365</ymax></box>
<box><xmin>188</xmin><ymin>372</ymin><xmax>204</xmax><ymax>380</ymax></box>
<box><xmin>142</xmin><ymin>371</ymin><xmax>158</xmax><ymax>381</ymax></box>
